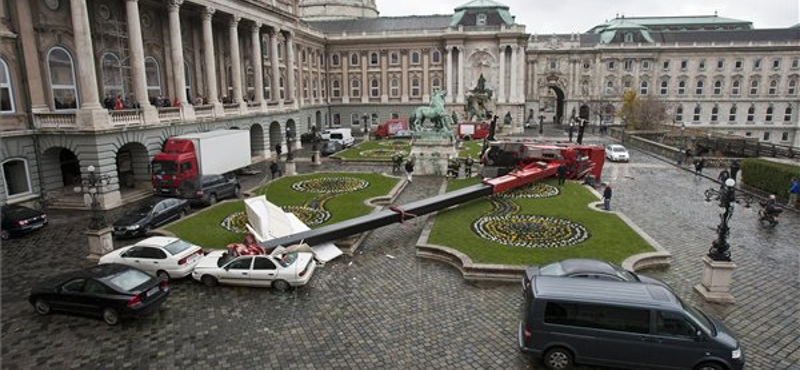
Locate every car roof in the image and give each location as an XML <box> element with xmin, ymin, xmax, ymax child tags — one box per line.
<box><xmin>47</xmin><ymin>263</ymin><xmax>137</xmax><ymax>284</ymax></box>
<box><xmin>532</xmin><ymin>276</ymin><xmax>680</xmax><ymax>309</ymax></box>
<box><xmin>607</xmin><ymin>144</ymin><xmax>625</xmax><ymax>149</ymax></box>
<box><xmin>557</xmin><ymin>258</ymin><xmax>620</xmax><ymax>275</ymax></box>
<box><xmin>134</xmin><ymin>236</ymin><xmax>179</xmax><ymax>248</ymax></box>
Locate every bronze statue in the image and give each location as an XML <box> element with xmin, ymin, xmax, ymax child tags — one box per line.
<box><xmin>409</xmin><ymin>90</ymin><xmax>451</xmax><ymax>133</ymax></box>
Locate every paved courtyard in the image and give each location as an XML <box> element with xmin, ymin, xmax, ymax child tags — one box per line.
<box><xmin>2</xmin><ymin>134</ymin><xmax>798</xmax><ymax>370</ymax></box>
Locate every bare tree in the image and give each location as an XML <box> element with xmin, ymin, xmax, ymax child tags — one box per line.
<box><xmin>616</xmin><ymin>90</ymin><xmax>670</xmax><ymax>130</ymax></box>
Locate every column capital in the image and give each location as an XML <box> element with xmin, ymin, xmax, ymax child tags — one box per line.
<box><xmin>252</xmin><ymin>22</ymin><xmax>262</xmax><ymax>32</ymax></box>
<box><xmin>124</xmin><ymin>0</ymin><xmax>140</xmax><ymax>3</ymax></box>
<box><xmin>202</xmin><ymin>6</ymin><xmax>215</xmax><ymax>20</ymax></box>
<box><xmin>229</xmin><ymin>15</ymin><xmax>241</xmax><ymax>27</ymax></box>
<box><xmin>282</xmin><ymin>30</ymin><xmax>294</xmax><ymax>40</ymax></box>
<box><xmin>167</xmin><ymin>0</ymin><xmax>183</xmax><ymax>11</ymax></box>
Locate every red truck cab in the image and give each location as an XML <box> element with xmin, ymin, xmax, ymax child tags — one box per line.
<box><xmin>151</xmin><ymin>139</ymin><xmax>198</xmax><ymax>196</ymax></box>
<box><xmin>457</xmin><ymin>122</ymin><xmax>491</xmax><ymax>140</ymax></box>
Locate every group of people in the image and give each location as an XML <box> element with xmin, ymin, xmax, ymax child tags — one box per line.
<box><xmin>392</xmin><ymin>154</ymin><xmax>416</xmax><ymax>183</ymax></box>
<box><xmin>446</xmin><ymin>156</ymin><xmax>475</xmax><ymax>179</ymax></box>
<box><xmin>103</xmin><ymin>94</ymin><xmax>141</xmax><ymax>110</ymax></box>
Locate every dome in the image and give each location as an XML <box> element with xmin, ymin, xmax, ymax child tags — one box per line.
<box><xmin>300</xmin><ymin>0</ymin><xmax>379</xmax><ymax>21</ymax></box>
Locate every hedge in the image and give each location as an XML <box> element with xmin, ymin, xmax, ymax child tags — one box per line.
<box><xmin>741</xmin><ymin>158</ymin><xmax>800</xmax><ymax>198</ymax></box>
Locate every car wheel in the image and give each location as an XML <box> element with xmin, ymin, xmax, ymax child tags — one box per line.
<box><xmin>179</xmin><ymin>209</ymin><xmax>187</xmax><ymax>218</ymax></box>
<box><xmin>201</xmin><ymin>275</ymin><xmax>218</xmax><ymax>287</ymax></box>
<box><xmin>156</xmin><ymin>270</ymin><xmax>170</xmax><ymax>281</ymax></box>
<box><xmin>34</xmin><ymin>299</ymin><xmax>51</xmax><ymax>315</ymax></box>
<box><xmin>272</xmin><ymin>279</ymin><xmax>291</xmax><ymax>292</ymax></box>
<box><xmin>102</xmin><ymin>308</ymin><xmax>120</xmax><ymax>326</ymax></box>
<box><xmin>543</xmin><ymin>347</ymin><xmax>574</xmax><ymax>370</ymax></box>
<box><xmin>694</xmin><ymin>363</ymin><xmax>724</xmax><ymax>370</ymax></box>
<box><xmin>234</xmin><ymin>186</ymin><xmax>241</xmax><ymax>197</ymax></box>
<box><xmin>208</xmin><ymin>194</ymin><xmax>217</xmax><ymax>205</ymax></box>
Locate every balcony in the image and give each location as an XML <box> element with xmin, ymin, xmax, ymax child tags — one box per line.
<box><xmin>157</xmin><ymin>107</ymin><xmax>181</xmax><ymax>122</ymax></box>
<box><xmin>110</xmin><ymin>109</ymin><xmax>143</xmax><ymax>126</ymax></box>
<box><xmin>34</xmin><ymin>112</ymin><xmax>77</xmax><ymax>129</ymax></box>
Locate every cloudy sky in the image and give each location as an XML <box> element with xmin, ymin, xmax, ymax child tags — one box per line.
<box><xmin>376</xmin><ymin>0</ymin><xmax>799</xmax><ymax>33</ymax></box>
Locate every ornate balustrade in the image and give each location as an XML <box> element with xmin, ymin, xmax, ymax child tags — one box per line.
<box><xmin>33</xmin><ymin>112</ymin><xmax>77</xmax><ymax>129</ymax></box>
<box><xmin>157</xmin><ymin>107</ymin><xmax>181</xmax><ymax>122</ymax></box>
<box><xmin>110</xmin><ymin>109</ymin><xmax>143</xmax><ymax>126</ymax></box>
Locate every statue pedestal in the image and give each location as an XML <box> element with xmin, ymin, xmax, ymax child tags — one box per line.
<box><xmin>409</xmin><ymin>136</ymin><xmax>457</xmax><ymax>176</ymax></box>
<box><xmin>285</xmin><ymin>160</ymin><xmax>297</xmax><ymax>176</ymax></box>
<box><xmin>311</xmin><ymin>151</ymin><xmax>321</xmax><ymax>166</ymax></box>
<box><xmin>694</xmin><ymin>256</ymin><xmax>737</xmax><ymax>304</ymax></box>
<box><xmin>86</xmin><ymin>227</ymin><xmax>114</xmax><ymax>260</ymax></box>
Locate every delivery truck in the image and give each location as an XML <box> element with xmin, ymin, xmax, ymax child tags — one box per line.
<box><xmin>457</xmin><ymin>122</ymin><xmax>491</xmax><ymax>140</ymax></box>
<box><xmin>371</xmin><ymin>118</ymin><xmax>408</xmax><ymax>139</ymax></box>
<box><xmin>151</xmin><ymin>130</ymin><xmax>251</xmax><ymax>196</ymax></box>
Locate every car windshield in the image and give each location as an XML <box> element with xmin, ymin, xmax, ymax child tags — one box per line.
<box><xmin>134</xmin><ymin>205</ymin><xmax>154</xmax><ymax>216</ymax></box>
<box><xmin>539</xmin><ymin>262</ymin><xmax>565</xmax><ymax>276</ymax></box>
<box><xmin>275</xmin><ymin>252</ymin><xmax>298</xmax><ymax>268</ymax></box>
<box><xmin>613</xmin><ymin>147</ymin><xmax>627</xmax><ymax>152</ymax></box>
<box><xmin>330</xmin><ymin>133</ymin><xmax>343</xmax><ymax>140</ymax></box>
<box><xmin>152</xmin><ymin>160</ymin><xmax>177</xmax><ymax>175</ymax></box>
<box><xmin>217</xmin><ymin>252</ymin><xmax>235</xmax><ymax>268</ymax></box>
<box><xmin>107</xmin><ymin>269</ymin><xmax>152</xmax><ymax>291</ymax></box>
<box><xmin>163</xmin><ymin>239</ymin><xmax>194</xmax><ymax>255</ymax></box>
<box><xmin>682</xmin><ymin>299</ymin><xmax>716</xmax><ymax>335</ymax></box>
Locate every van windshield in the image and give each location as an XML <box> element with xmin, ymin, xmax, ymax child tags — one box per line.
<box><xmin>682</xmin><ymin>300</ymin><xmax>716</xmax><ymax>335</ymax></box>
<box><xmin>330</xmin><ymin>133</ymin><xmax>343</xmax><ymax>140</ymax></box>
<box><xmin>152</xmin><ymin>160</ymin><xmax>177</xmax><ymax>175</ymax></box>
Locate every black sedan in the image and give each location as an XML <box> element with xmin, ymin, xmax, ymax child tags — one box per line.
<box><xmin>321</xmin><ymin>140</ymin><xmax>344</xmax><ymax>156</ymax></box>
<box><xmin>524</xmin><ymin>258</ymin><xmax>669</xmax><ymax>288</ymax></box>
<box><xmin>29</xmin><ymin>263</ymin><xmax>169</xmax><ymax>325</ymax></box>
<box><xmin>1</xmin><ymin>204</ymin><xmax>48</xmax><ymax>240</ymax></box>
<box><xmin>112</xmin><ymin>198</ymin><xmax>190</xmax><ymax>238</ymax></box>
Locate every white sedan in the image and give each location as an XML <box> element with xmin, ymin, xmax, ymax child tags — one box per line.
<box><xmin>99</xmin><ymin>237</ymin><xmax>204</xmax><ymax>280</ymax></box>
<box><xmin>192</xmin><ymin>250</ymin><xmax>316</xmax><ymax>291</ymax></box>
<box><xmin>605</xmin><ymin>144</ymin><xmax>630</xmax><ymax>162</ymax></box>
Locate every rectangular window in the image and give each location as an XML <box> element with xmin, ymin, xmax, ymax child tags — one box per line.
<box><xmin>680</xmin><ymin>60</ymin><xmax>688</xmax><ymax>70</ymax></box>
<box><xmin>549</xmin><ymin>59</ymin><xmax>558</xmax><ymax>70</ymax></box>
<box><xmin>763</xmin><ymin>132</ymin><xmax>770</xmax><ymax>141</ymax></box>
<box><xmin>711</xmin><ymin>110</ymin><xmax>718</xmax><ymax>122</ymax></box>
<box><xmin>717</xmin><ymin>59</ymin><xmax>725</xmax><ymax>69</ymax></box>
<box><xmin>623</xmin><ymin>60</ymin><xmax>633</xmax><ymax>71</ymax></box>
<box><xmin>641</xmin><ymin>60</ymin><xmax>650</xmax><ymax>70</ymax></box>
<box><xmin>476</xmin><ymin>13</ymin><xmax>487</xmax><ymax>26</ymax></box>
<box><xmin>390</xmin><ymin>52</ymin><xmax>400</xmax><ymax>66</ymax></box>
<box><xmin>662</xmin><ymin>60</ymin><xmax>670</xmax><ymax>70</ymax></box>
<box><xmin>544</xmin><ymin>302</ymin><xmax>650</xmax><ymax>334</ymax></box>
<box><xmin>735</xmin><ymin>60</ymin><xmax>743</xmax><ymax>69</ymax></box>
<box><xmin>698</xmin><ymin>60</ymin><xmax>706</xmax><ymax>70</ymax></box>
<box><xmin>781</xmin><ymin>132</ymin><xmax>789</xmax><ymax>141</ymax></box>
<box><xmin>729</xmin><ymin>108</ymin><xmax>737</xmax><ymax>122</ymax></box>
<box><xmin>772</xmin><ymin>59</ymin><xmax>781</xmax><ymax>69</ymax></box>
<box><xmin>793</xmin><ymin>58</ymin><xmax>799</xmax><ymax>69</ymax></box>
<box><xmin>753</xmin><ymin>59</ymin><xmax>762</xmax><ymax>70</ymax></box>
<box><xmin>607</xmin><ymin>61</ymin><xmax>615</xmax><ymax>70</ymax></box>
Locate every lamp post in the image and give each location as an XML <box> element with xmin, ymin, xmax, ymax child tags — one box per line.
<box><xmin>285</xmin><ymin>128</ymin><xmax>297</xmax><ymax>176</ymax></box>
<box><xmin>694</xmin><ymin>178</ymin><xmax>740</xmax><ymax>304</ymax></box>
<box><xmin>538</xmin><ymin>114</ymin><xmax>544</xmax><ymax>135</ymax></box>
<box><xmin>74</xmin><ymin>165</ymin><xmax>114</xmax><ymax>259</ymax></box>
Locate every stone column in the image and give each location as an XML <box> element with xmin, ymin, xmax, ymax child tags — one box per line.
<box><xmin>285</xmin><ymin>32</ymin><xmax>296</xmax><ymax>107</ymax></box>
<box><xmin>201</xmin><ymin>7</ymin><xmax>222</xmax><ymax>115</ymax></box>
<box><xmin>422</xmin><ymin>49</ymin><xmax>430</xmax><ymax>102</ymax></box>
<box><xmin>316</xmin><ymin>50</ymin><xmax>324</xmax><ymax>104</ymax></box>
<box><xmin>510</xmin><ymin>45</ymin><xmax>518</xmax><ymax>103</ymax></box>
<box><xmin>380</xmin><ymin>50</ymin><xmax>388</xmax><ymax>103</ymax></box>
<box><xmin>342</xmin><ymin>52</ymin><xmax>350</xmax><ymax>104</ymax></box>
<box><xmin>401</xmin><ymin>50</ymin><xmax>409</xmax><ymax>103</ymax></box>
<box><xmin>297</xmin><ymin>48</ymin><xmax>305</xmax><ymax>107</ymax></box>
<box><xmin>498</xmin><ymin>45</ymin><xmax>506</xmax><ymax>103</ymax></box>
<box><xmin>446</xmin><ymin>47</ymin><xmax>454</xmax><ymax>103</ymax></box>
<box><xmin>15</xmin><ymin>0</ymin><xmax>46</xmax><ymax>112</ymax></box>
<box><xmin>308</xmin><ymin>47</ymin><xmax>315</xmax><ymax>105</ymax></box>
<box><xmin>251</xmin><ymin>22</ymin><xmax>266</xmax><ymax>111</ymax></box>
<box><xmin>69</xmin><ymin>0</ymin><xmax>109</xmax><ymax>128</ymax></box>
<box><xmin>125</xmin><ymin>0</ymin><xmax>157</xmax><ymax>123</ymax></box>
<box><xmin>361</xmin><ymin>52</ymin><xmax>368</xmax><ymax>103</ymax></box>
<box><xmin>167</xmin><ymin>0</ymin><xmax>194</xmax><ymax>120</ymax></box>
<box><xmin>268</xmin><ymin>28</ymin><xmax>281</xmax><ymax>108</ymax></box>
<box><xmin>228</xmin><ymin>16</ymin><xmax>245</xmax><ymax>111</ymax></box>
<box><xmin>457</xmin><ymin>46</ymin><xmax>465</xmax><ymax>104</ymax></box>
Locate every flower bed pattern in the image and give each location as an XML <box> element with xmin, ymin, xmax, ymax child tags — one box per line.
<box><xmin>221</xmin><ymin>212</ymin><xmax>249</xmax><ymax>234</ymax></box>
<box><xmin>499</xmin><ymin>183</ymin><xmax>560</xmax><ymax>199</ymax></box>
<box><xmin>291</xmin><ymin>177</ymin><xmax>369</xmax><ymax>194</ymax></box>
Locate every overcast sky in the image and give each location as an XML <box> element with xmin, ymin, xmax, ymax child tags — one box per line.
<box><xmin>376</xmin><ymin>0</ymin><xmax>799</xmax><ymax>33</ymax></box>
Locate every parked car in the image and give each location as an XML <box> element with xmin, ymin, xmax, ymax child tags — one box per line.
<box><xmin>320</xmin><ymin>140</ymin><xmax>344</xmax><ymax>156</ymax></box>
<box><xmin>192</xmin><ymin>250</ymin><xmax>316</xmax><ymax>291</ymax></box>
<box><xmin>1</xmin><ymin>204</ymin><xmax>48</xmax><ymax>240</ymax></box>
<box><xmin>180</xmin><ymin>174</ymin><xmax>241</xmax><ymax>206</ymax></box>
<box><xmin>328</xmin><ymin>128</ymin><xmax>355</xmax><ymax>147</ymax></box>
<box><xmin>605</xmin><ymin>144</ymin><xmax>630</xmax><ymax>162</ymax></box>
<box><xmin>393</xmin><ymin>130</ymin><xmax>414</xmax><ymax>139</ymax></box>
<box><xmin>99</xmin><ymin>237</ymin><xmax>204</xmax><ymax>280</ymax></box>
<box><xmin>29</xmin><ymin>263</ymin><xmax>169</xmax><ymax>325</ymax></box>
<box><xmin>525</xmin><ymin>258</ymin><xmax>669</xmax><ymax>288</ymax></box>
<box><xmin>112</xmin><ymin>198</ymin><xmax>190</xmax><ymax>238</ymax></box>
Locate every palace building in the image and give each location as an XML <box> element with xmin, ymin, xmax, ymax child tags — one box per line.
<box><xmin>1</xmin><ymin>0</ymin><xmax>798</xmax><ymax>207</ymax></box>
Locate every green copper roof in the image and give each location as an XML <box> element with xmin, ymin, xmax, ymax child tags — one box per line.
<box><xmin>454</xmin><ymin>0</ymin><xmax>509</xmax><ymax>11</ymax></box>
<box><xmin>618</xmin><ymin>15</ymin><xmax>752</xmax><ymax>27</ymax></box>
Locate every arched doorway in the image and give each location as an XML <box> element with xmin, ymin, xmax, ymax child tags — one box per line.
<box><xmin>116</xmin><ymin>143</ymin><xmax>150</xmax><ymax>189</ymax></box>
<box><xmin>268</xmin><ymin>121</ymin><xmax>282</xmax><ymax>154</ymax></box>
<box><xmin>250</xmin><ymin>124</ymin><xmax>265</xmax><ymax>158</ymax></box>
<box><xmin>547</xmin><ymin>86</ymin><xmax>566</xmax><ymax>125</ymax></box>
<box><xmin>40</xmin><ymin>147</ymin><xmax>81</xmax><ymax>192</ymax></box>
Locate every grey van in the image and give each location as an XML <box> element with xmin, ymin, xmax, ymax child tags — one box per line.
<box><xmin>180</xmin><ymin>174</ymin><xmax>241</xmax><ymax>206</ymax></box>
<box><xmin>519</xmin><ymin>276</ymin><xmax>744</xmax><ymax>370</ymax></box>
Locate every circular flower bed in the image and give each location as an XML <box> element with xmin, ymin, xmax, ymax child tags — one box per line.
<box><xmin>500</xmin><ymin>183</ymin><xmax>560</xmax><ymax>199</ymax></box>
<box><xmin>281</xmin><ymin>206</ymin><xmax>331</xmax><ymax>226</ymax></box>
<box><xmin>221</xmin><ymin>212</ymin><xmax>249</xmax><ymax>234</ymax></box>
<box><xmin>472</xmin><ymin>215</ymin><xmax>590</xmax><ymax>248</ymax></box>
<box><xmin>291</xmin><ymin>177</ymin><xmax>369</xmax><ymax>193</ymax></box>
<box><xmin>358</xmin><ymin>149</ymin><xmax>397</xmax><ymax>159</ymax></box>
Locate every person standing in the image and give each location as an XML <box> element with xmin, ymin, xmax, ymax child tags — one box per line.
<box><xmin>789</xmin><ymin>177</ymin><xmax>800</xmax><ymax>208</ymax></box>
<box><xmin>729</xmin><ymin>159</ymin><xmax>741</xmax><ymax>182</ymax></box>
<box><xmin>694</xmin><ymin>158</ymin><xmax>705</xmax><ymax>176</ymax></box>
<box><xmin>269</xmin><ymin>161</ymin><xmax>281</xmax><ymax>179</ymax></box>
<box><xmin>275</xmin><ymin>143</ymin><xmax>282</xmax><ymax>160</ymax></box>
<box><xmin>717</xmin><ymin>169</ymin><xmax>730</xmax><ymax>183</ymax></box>
<box><xmin>404</xmin><ymin>159</ymin><xmax>415</xmax><ymax>183</ymax></box>
<box><xmin>603</xmin><ymin>184</ymin><xmax>612</xmax><ymax>211</ymax></box>
<box><xmin>556</xmin><ymin>164</ymin><xmax>567</xmax><ymax>186</ymax></box>
<box><xmin>464</xmin><ymin>155</ymin><xmax>474</xmax><ymax>178</ymax></box>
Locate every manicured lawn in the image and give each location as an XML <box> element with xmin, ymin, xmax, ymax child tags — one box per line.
<box><xmin>165</xmin><ymin>173</ymin><xmax>400</xmax><ymax>249</ymax></box>
<box><xmin>458</xmin><ymin>140</ymin><xmax>483</xmax><ymax>158</ymax></box>
<box><xmin>334</xmin><ymin>139</ymin><xmax>410</xmax><ymax>161</ymax></box>
<box><xmin>428</xmin><ymin>179</ymin><xmax>653</xmax><ymax>266</ymax></box>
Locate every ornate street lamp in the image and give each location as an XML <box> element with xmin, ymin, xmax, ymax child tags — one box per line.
<box><xmin>538</xmin><ymin>114</ymin><xmax>544</xmax><ymax>135</ymax></box>
<box><xmin>695</xmin><ymin>178</ymin><xmax>742</xmax><ymax>303</ymax></box>
<box><xmin>74</xmin><ymin>165</ymin><xmax>110</xmax><ymax>230</ymax></box>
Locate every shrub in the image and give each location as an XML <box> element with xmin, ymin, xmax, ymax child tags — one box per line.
<box><xmin>741</xmin><ymin>158</ymin><xmax>800</xmax><ymax>198</ymax></box>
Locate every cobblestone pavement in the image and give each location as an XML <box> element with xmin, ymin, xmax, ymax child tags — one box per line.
<box><xmin>2</xmin><ymin>132</ymin><xmax>798</xmax><ymax>370</ymax></box>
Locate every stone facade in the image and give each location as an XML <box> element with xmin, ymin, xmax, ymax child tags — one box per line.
<box><xmin>1</xmin><ymin>0</ymin><xmax>798</xmax><ymax>207</ymax></box>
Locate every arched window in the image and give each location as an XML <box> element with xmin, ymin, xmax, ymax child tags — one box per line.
<box><xmin>749</xmin><ymin>79</ymin><xmax>759</xmax><ymax>95</ymax></box>
<box><xmin>640</xmin><ymin>81</ymin><xmax>649</xmax><ymax>95</ymax></box>
<box><xmin>390</xmin><ymin>52</ymin><xmax>399</xmax><ymax>66</ymax></box>
<box><xmin>731</xmin><ymin>80</ymin><xmax>741</xmax><ymax>95</ymax></box>
<box><xmin>768</xmin><ymin>80</ymin><xmax>778</xmax><ymax>95</ymax></box>
<box><xmin>728</xmin><ymin>106</ymin><xmax>737</xmax><ymax>122</ymax></box>
<box><xmin>2</xmin><ymin>158</ymin><xmax>32</xmax><ymax>197</ymax></box>
<box><xmin>431</xmin><ymin>77</ymin><xmax>442</xmax><ymax>92</ymax></box>
<box><xmin>789</xmin><ymin>79</ymin><xmax>797</xmax><ymax>95</ymax></box>
<box><xmin>711</xmin><ymin>106</ymin><xmax>719</xmax><ymax>122</ymax></box>
<box><xmin>605</xmin><ymin>80</ymin><xmax>614</xmax><ymax>95</ymax></box>
<box><xmin>370</xmin><ymin>78</ymin><xmax>379</xmax><ymax>98</ymax></box>
<box><xmin>0</xmin><ymin>58</ymin><xmax>14</xmax><ymax>113</ymax></box>
<box><xmin>431</xmin><ymin>50</ymin><xmax>441</xmax><ymax>64</ymax></box>
<box><xmin>370</xmin><ymin>52</ymin><xmax>379</xmax><ymax>66</ymax></box>
<box><xmin>350</xmin><ymin>53</ymin><xmax>359</xmax><ymax>66</ymax></box>
<box><xmin>677</xmin><ymin>80</ymin><xmax>686</xmax><ymax>95</ymax></box>
<box><xmin>785</xmin><ymin>106</ymin><xmax>793</xmax><ymax>122</ymax></box>
<box><xmin>331</xmin><ymin>79</ymin><xmax>341</xmax><ymax>98</ymax></box>
<box><xmin>765</xmin><ymin>106</ymin><xmax>774</xmax><ymax>122</ymax></box>
<box><xmin>144</xmin><ymin>57</ymin><xmax>161</xmax><ymax>99</ymax></box>
<box><xmin>747</xmin><ymin>106</ymin><xmax>755</xmax><ymax>121</ymax></box>
<box><xmin>101</xmin><ymin>53</ymin><xmax>124</xmax><ymax>103</ymax></box>
<box><xmin>264</xmin><ymin>76</ymin><xmax>272</xmax><ymax>101</ymax></box>
<box><xmin>675</xmin><ymin>106</ymin><xmax>683</xmax><ymax>122</ymax></box>
<box><xmin>659</xmin><ymin>80</ymin><xmax>668</xmax><ymax>95</ymax></box>
<box><xmin>411</xmin><ymin>51</ymin><xmax>421</xmax><ymax>65</ymax></box>
<box><xmin>350</xmin><ymin>78</ymin><xmax>360</xmax><ymax>97</ymax></box>
<box><xmin>47</xmin><ymin>47</ymin><xmax>79</xmax><ymax>110</ymax></box>
<box><xmin>331</xmin><ymin>54</ymin><xmax>340</xmax><ymax>67</ymax></box>
<box><xmin>410</xmin><ymin>78</ymin><xmax>421</xmax><ymax>97</ymax></box>
<box><xmin>693</xmin><ymin>106</ymin><xmax>701</xmax><ymax>121</ymax></box>
<box><xmin>624</xmin><ymin>33</ymin><xmax>634</xmax><ymax>42</ymax></box>
<box><xmin>695</xmin><ymin>80</ymin><xmax>704</xmax><ymax>95</ymax></box>
<box><xmin>390</xmin><ymin>78</ymin><xmax>400</xmax><ymax>97</ymax></box>
<box><xmin>713</xmin><ymin>80</ymin><xmax>723</xmax><ymax>95</ymax></box>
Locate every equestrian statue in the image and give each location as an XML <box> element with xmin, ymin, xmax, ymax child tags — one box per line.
<box><xmin>409</xmin><ymin>90</ymin><xmax>451</xmax><ymax>133</ymax></box>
